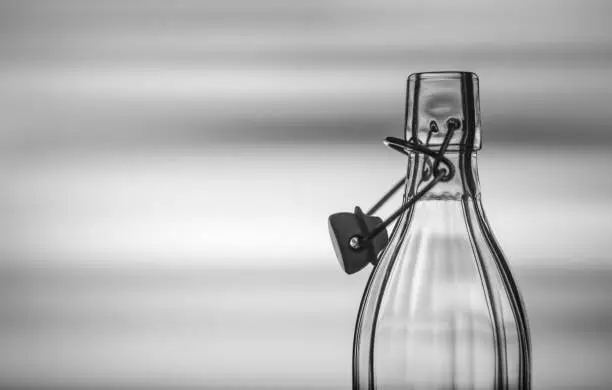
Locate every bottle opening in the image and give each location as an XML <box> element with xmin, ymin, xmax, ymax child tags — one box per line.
<box><xmin>406</xmin><ymin>71</ymin><xmax>481</xmax><ymax>151</ymax></box>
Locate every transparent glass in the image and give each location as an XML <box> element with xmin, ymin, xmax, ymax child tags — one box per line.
<box><xmin>353</xmin><ymin>72</ymin><xmax>531</xmax><ymax>390</ymax></box>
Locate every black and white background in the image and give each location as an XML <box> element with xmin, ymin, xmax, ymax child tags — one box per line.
<box><xmin>0</xmin><ymin>1</ymin><xmax>611</xmax><ymax>388</ymax></box>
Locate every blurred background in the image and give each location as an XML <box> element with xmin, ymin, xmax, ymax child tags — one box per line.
<box><xmin>1</xmin><ymin>0</ymin><xmax>611</xmax><ymax>388</ymax></box>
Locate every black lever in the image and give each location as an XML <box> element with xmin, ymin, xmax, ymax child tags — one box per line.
<box><xmin>328</xmin><ymin>206</ymin><xmax>388</xmax><ymax>274</ymax></box>
<box><xmin>328</xmin><ymin>118</ymin><xmax>460</xmax><ymax>275</ymax></box>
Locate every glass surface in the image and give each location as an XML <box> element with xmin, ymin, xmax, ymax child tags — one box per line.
<box><xmin>353</xmin><ymin>72</ymin><xmax>531</xmax><ymax>389</ymax></box>
<box><xmin>407</xmin><ymin>72</ymin><xmax>481</xmax><ymax>151</ymax></box>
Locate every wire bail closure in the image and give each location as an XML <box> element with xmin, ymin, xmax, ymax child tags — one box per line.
<box><xmin>328</xmin><ymin>118</ymin><xmax>461</xmax><ymax>274</ymax></box>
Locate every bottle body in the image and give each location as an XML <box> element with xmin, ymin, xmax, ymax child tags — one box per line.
<box><xmin>353</xmin><ymin>152</ymin><xmax>531</xmax><ymax>389</ymax></box>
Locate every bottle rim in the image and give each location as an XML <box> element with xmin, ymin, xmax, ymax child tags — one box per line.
<box><xmin>408</xmin><ymin>71</ymin><xmax>478</xmax><ymax>81</ymax></box>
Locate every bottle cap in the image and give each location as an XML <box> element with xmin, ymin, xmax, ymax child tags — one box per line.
<box><xmin>328</xmin><ymin>207</ymin><xmax>389</xmax><ymax>274</ymax></box>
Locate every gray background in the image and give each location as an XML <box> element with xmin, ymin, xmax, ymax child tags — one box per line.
<box><xmin>1</xmin><ymin>0</ymin><xmax>611</xmax><ymax>388</ymax></box>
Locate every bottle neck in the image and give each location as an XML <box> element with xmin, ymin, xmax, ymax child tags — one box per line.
<box><xmin>405</xmin><ymin>150</ymin><xmax>481</xmax><ymax>201</ymax></box>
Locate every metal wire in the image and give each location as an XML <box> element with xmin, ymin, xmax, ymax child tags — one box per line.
<box><xmin>366</xmin><ymin>178</ymin><xmax>406</xmax><ymax>216</ymax></box>
<box><xmin>359</xmin><ymin>124</ymin><xmax>457</xmax><ymax>245</ymax></box>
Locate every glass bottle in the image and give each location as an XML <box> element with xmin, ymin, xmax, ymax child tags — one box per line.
<box><xmin>353</xmin><ymin>72</ymin><xmax>531</xmax><ymax>389</ymax></box>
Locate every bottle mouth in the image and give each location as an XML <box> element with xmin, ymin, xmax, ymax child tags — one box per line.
<box><xmin>408</xmin><ymin>71</ymin><xmax>479</xmax><ymax>82</ymax></box>
<box><xmin>405</xmin><ymin>71</ymin><xmax>481</xmax><ymax>151</ymax></box>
